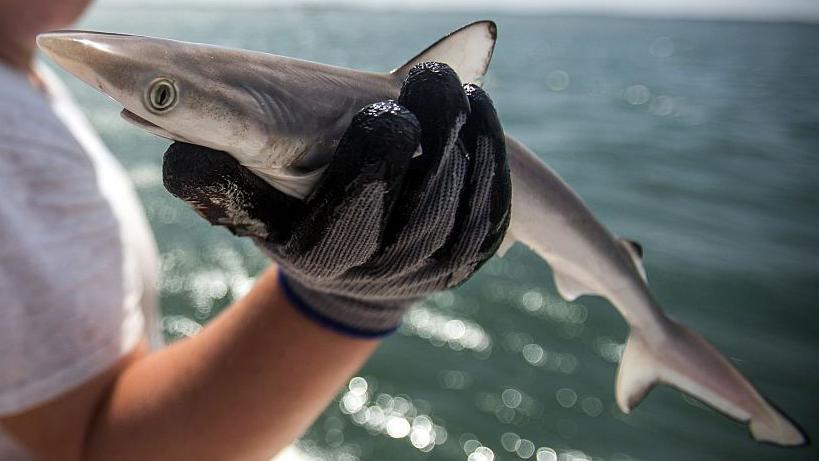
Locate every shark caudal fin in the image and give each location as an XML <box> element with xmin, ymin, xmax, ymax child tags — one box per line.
<box><xmin>390</xmin><ymin>20</ymin><xmax>497</xmax><ymax>85</ymax></box>
<box><xmin>616</xmin><ymin>320</ymin><xmax>808</xmax><ymax>446</ymax></box>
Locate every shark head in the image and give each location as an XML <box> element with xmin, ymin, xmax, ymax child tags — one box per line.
<box><xmin>37</xmin><ymin>22</ymin><xmax>496</xmax><ymax>197</ymax></box>
<box><xmin>37</xmin><ymin>31</ymin><xmax>326</xmax><ymax>171</ymax></box>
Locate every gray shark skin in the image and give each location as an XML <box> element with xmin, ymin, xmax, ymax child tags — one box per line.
<box><xmin>36</xmin><ymin>22</ymin><xmax>806</xmax><ymax>446</ymax></box>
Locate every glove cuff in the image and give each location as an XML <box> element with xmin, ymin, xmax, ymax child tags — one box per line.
<box><xmin>278</xmin><ymin>270</ymin><xmax>412</xmax><ymax>338</ymax></box>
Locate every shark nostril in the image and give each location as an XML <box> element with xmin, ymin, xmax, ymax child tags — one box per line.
<box><xmin>145</xmin><ymin>77</ymin><xmax>178</xmax><ymax>113</ymax></box>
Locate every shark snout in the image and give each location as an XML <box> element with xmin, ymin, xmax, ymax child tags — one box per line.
<box><xmin>36</xmin><ymin>31</ymin><xmax>138</xmax><ymax>93</ymax></box>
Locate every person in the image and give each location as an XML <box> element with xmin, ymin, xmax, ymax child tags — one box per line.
<box><xmin>0</xmin><ymin>1</ymin><xmax>511</xmax><ymax>460</ymax></box>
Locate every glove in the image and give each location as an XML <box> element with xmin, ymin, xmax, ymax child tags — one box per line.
<box><xmin>162</xmin><ymin>62</ymin><xmax>511</xmax><ymax>337</ymax></box>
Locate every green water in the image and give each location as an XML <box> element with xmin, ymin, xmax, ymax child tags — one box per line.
<box><xmin>61</xmin><ymin>6</ymin><xmax>819</xmax><ymax>460</ymax></box>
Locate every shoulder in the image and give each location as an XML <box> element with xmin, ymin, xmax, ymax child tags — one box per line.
<box><xmin>0</xmin><ymin>63</ymin><xmax>95</xmax><ymax>177</ymax></box>
<box><xmin>0</xmin><ymin>63</ymin><xmax>117</xmax><ymax>287</ymax></box>
<box><xmin>0</xmin><ymin>63</ymin><xmax>142</xmax><ymax>416</ymax></box>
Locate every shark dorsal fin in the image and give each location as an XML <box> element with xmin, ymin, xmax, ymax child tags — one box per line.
<box><xmin>391</xmin><ymin>20</ymin><xmax>497</xmax><ymax>86</ymax></box>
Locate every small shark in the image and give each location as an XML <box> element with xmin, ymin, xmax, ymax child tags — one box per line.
<box><xmin>37</xmin><ymin>21</ymin><xmax>807</xmax><ymax>446</ymax></box>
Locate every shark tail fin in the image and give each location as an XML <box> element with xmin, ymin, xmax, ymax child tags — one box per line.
<box><xmin>616</xmin><ymin>319</ymin><xmax>808</xmax><ymax>446</ymax></box>
<box><xmin>390</xmin><ymin>20</ymin><xmax>497</xmax><ymax>86</ymax></box>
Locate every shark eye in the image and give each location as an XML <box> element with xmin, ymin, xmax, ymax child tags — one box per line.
<box><xmin>145</xmin><ymin>77</ymin><xmax>178</xmax><ymax>113</ymax></box>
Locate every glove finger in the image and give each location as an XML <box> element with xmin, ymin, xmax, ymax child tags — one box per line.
<box><xmin>461</xmin><ymin>84</ymin><xmax>512</xmax><ymax>255</ymax></box>
<box><xmin>435</xmin><ymin>83</ymin><xmax>512</xmax><ymax>284</ymax></box>
<box><xmin>162</xmin><ymin>142</ymin><xmax>303</xmax><ymax>241</ymax></box>
<box><xmin>284</xmin><ymin>101</ymin><xmax>420</xmax><ymax>277</ymax></box>
<box><xmin>384</xmin><ymin>63</ymin><xmax>471</xmax><ymax>239</ymax></box>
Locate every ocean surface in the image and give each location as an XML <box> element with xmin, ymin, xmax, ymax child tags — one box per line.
<box><xmin>57</xmin><ymin>6</ymin><xmax>819</xmax><ymax>461</ymax></box>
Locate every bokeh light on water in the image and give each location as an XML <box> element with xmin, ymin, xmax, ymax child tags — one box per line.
<box><xmin>58</xmin><ymin>5</ymin><xmax>819</xmax><ymax>460</ymax></box>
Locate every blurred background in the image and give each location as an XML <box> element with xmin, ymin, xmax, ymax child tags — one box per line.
<box><xmin>51</xmin><ymin>0</ymin><xmax>818</xmax><ymax>459</ymax></box>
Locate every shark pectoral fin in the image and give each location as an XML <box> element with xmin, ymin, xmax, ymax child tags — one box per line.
<box><xmin>553</xmin><ymin>270</ymin><xmax>595</xmax><ymax>302</ymax></box>
<box><xmin>495</xmin><ymin>229</ymin><xmax>517</xmax><ymax>257</ymax></box>
<box><xmin>253</xmin><ymin>165</ymin><xmax>327</xmax><ymax>200</ymax></box>
<box><xmin>619</xmin><ymin>238</ymin><xmax>647</xmax><ymax>283</ymax></box>
<box><xmin>615</xmin><ymin>332</ymin><xmax>658</xmax><ymax>413</ymax></box>
<box><xmin>390</xmin><ymin>20</ymin><xmax>497</xmax><ymax>85</ymax></box>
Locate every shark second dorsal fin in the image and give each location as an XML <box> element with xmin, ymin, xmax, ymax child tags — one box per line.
<box><xmin>620</xmin><ymin>238</ymin><xmax>647</xmax><ymax>283</ymax></box>
<box><xmin>390</xmin><ymin>21</ymin><xmax>497</xmax><ymax>86</ymax></box>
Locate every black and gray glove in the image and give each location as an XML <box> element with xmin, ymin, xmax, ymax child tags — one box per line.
<box><xmin>162</xmin><ymin>62</ymin><xmax>511</xmax><ymax>337</ymax></box>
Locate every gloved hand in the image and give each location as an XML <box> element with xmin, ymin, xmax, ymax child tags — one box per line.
<box><xmin>162</xmin><ymin>62</ymin><xmax>511</xmax><ymax>337</ymax></box>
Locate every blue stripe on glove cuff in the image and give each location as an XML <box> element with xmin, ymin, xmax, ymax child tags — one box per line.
<box><xmin>277</xmin><ymin>270</ymin><xmax>400</xmax><ymax>339</ymax></box>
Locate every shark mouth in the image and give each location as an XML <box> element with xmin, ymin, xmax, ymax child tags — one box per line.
<box><xmin>120</xmin><ymin>107</ymin><xmax>320</xmax><ymax>198</ymax></box>
<box><xmin>120</xmin><ymin>109</ymin><xmax>190</xmax><ymax>143</ymax></box>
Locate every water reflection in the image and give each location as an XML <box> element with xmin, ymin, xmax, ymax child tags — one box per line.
<box><xmin>438</xmin><ymin>369</ymin><xmax>474</xmax><ymax>390</ymax></box>
<box><xmin>329</xmin><ymin>376</ymin><xmax>619</xmax><ymax>460</ymax></box>
<box><xmin>555</xmin><ymin>388</ymin><xmax>578</xmax><ymax>409</ymax></box>
<box><xmin>400</xmin><ymin>306</ymin><xmax>492</xmax><ymax>355</ymax></box>
<box><xmin>546</xmin><ymin>70</ymin><xmax>570</xmax><ymax>91</ymax></box>
<box><xmin>160</xmin><ymin>314</ymin><xmax>202</xmax><ymax>339</ymax></box>
<box><xmin>516</xmin><ymin>290</ymin><xmax>588</xmax><ymax>328</ymax></box>
<box><xmin>476</xmin><ymin>388</ymin><xmax>544</xmax><ymax>425</ymax></box>
<box><xmin>624</xmin><ymin>85</ymin><xmax>650</xmax><ymax>106</ymax></box>
<box><xmin>579</xmin><ymin>396</ymin><xmax>604</xmax><ymax>418</ymax></box>
<box><xmin>339</xmin><ymin>377</ymin><xmax>448</xmax><ymax>453</ymax></box>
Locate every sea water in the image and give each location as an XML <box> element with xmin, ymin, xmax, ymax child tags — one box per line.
<box><xmin>57</xmin><ymin>6</ymin><xmax>819</xmax><ymax>460</ymax></box>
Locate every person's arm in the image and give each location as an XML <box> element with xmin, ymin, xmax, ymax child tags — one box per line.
<box><xmin>2</xmin><ymin>265</ymin><xmax>378</xmax><ymax>461</ymax></box>
<box><xmin>2</xmin><ymin>62</ymin><xmax>510</xmax><ymax>461</ymax></box>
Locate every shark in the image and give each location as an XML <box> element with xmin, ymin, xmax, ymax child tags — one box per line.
<box><xmin>36</xmin><ymin>21</ymin><xmax>807</xmax><ymax>447</ymax></box>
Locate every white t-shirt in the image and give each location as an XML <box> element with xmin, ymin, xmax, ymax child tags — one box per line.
<box><xmin>0</xmin><ymin>62</ymin><xmax>161</xmax><ymax>459</ymax></box>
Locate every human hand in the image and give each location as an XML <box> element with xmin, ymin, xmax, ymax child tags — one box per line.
<box><xmin>162</xmin><ymin>62</ymin><xmax>511</xmax><ymax>336</ymax></box>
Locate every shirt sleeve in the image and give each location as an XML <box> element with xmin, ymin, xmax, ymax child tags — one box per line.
<box><xmin>0</xmin><ymin>66</ymin><xmax>144</xmax><ymax>416</ymax></box>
